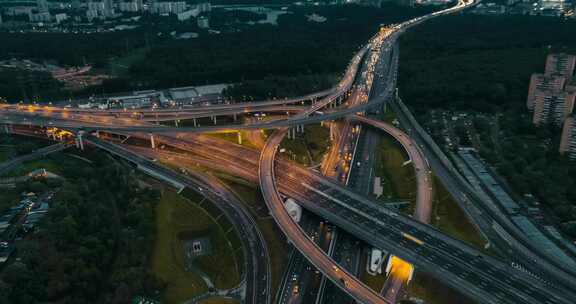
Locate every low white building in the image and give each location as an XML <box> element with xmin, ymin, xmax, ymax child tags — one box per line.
<box><xmin>284</xmin><ymin>198</ymin><xmax>302</xmax><ymax>223</ymax></box>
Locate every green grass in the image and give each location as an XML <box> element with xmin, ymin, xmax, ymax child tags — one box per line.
<box><xmin>0</xmin><ymin>152</ymin><xmax>89</xmax><ymax>178</ymax></box>
<box><xmin>373</xmin><ymin>135</ymin><xmax>416</xmax><ymax>213</ymax></box>
<box><xmin>407</xmin><ymin>272</ymin><xmax>474</xmax><ymax>304</ymax></box>
<box><xmin>302</xmin><ymin>124</ymin><xmax>331</xmax><ymax>164</ymax></box>
<box><xmin>431</xmin><ymin>176</ymin><xmax>486</xmax><ymax>250</ymax></box>
<box><xmin>220</xmin><ymin>179</ymin><xmax>289</xmax><ymax>298</ymax></box>
<box><xmin>360</xmin><ymin>268</ymin><xmax>386</xmax><ymax>293</ymax></box>
<box><xmin>152</xmin><ymin>190</ymin><xmax>209</xmax><ymax>303</ymax></box>
<box><xmin>206</xmin><ymin>131</ymin><xmax>261</xmax><ymax>150</ymax></box>
<box><xmin>257</xmin><ymin>218</ymin><xmax>288</xmax><ymax>300</ymax></box>
<box><xmin>152</xmin><ymin>190</ymin><xmax>241</xmax><ymax>303</ymax></box>
<box><xmin>381</xmin><ymin>107</ymin><xmax>397</xmax><ymax>124</ymax></box>
<box><xmin>280</xmin><ymin>124</ymin><xmax>330</xmax><ymax>166</ymax></box>
<box><xmin>0</xmin><ymin>158</ymin><xmax>62</xmax><ymax>177</ymax></box>
<box><xmin>223</xmin><ymin>180</ymin><xmax>269</xmax><ymax>218</ymax></box>
<box><xmin>198</xmin><ymin>298</ymin><xmax>240</xmax><ymax>304</ymax></box>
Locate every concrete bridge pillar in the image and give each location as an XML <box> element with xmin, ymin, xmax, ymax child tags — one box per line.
<box><xmin>330</xmin><ymin>123</ymin><xmax>335</xmax><ymax>141</ymax></box>
<box><xmin>297</xmin><ymin>125</ymin><xmax>305</xmax><ymax>134</ymax></box>
<box><xmin>175</xmin><ymin>120</ymin><xmax>179</xmax><ymax>128</ymax></box>
<box><xmin>211</xmin><ymin>115</ymin><xmax>217</xmax><ymax>125</ymax></box>
<box><xmin>3</xmin><ymin>124</ymin><xmax>12</xmax><ymax>134</ymax></box>
<box><xmin>233</xmin><ymin>113</ymin><xmax>237</xmax><ymax>122</ymax></box>
<box><xmin>149</xmin><ymin>134</ymin><xmax>156</xmax><ymax>149</ymax></box>
<box><xmin>193</xmin><ymin>118</ymin><xmax>198</xmax><ymax>127</ymax></box>
<box><xmin>76</xmin><ymin>131</ymin><xmax>85</xmax><ymax>151</ymax></box>
<box><xmin>290</xmin><ymin>127</ymin><xmax>297</xmax><ymax>139</ymax></box>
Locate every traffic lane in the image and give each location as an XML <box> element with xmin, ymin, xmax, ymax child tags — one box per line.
<box><xmin>134</xmin><ymin>133</ymin><xmax>568</xmax><ymax>304</ymax></box>
<box><xmin>88</xmin><ymin>138</ymin><xmax>270</xmax><ymax>304</ymax></box>
<box><xmin>259</xmin><ymin>128</ymin><xmax>391</xmax><ymax>304</ymax></box>
<box><xmin>280</xmin><ymin>177</ymin><xmax>569</xmax><ymax>304</ymax></box>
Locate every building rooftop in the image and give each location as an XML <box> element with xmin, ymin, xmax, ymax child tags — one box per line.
<box><xmin>511</xmin><ymin>215</ymin><xmax>576</xmax><ymax>268</ymax></box>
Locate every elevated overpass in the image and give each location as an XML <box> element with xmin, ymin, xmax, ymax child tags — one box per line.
<box><xmin>6</xmin><ymin>1</ymin><xmax>573</xmax><ymax>303</ymax></box>
<box><xmin>260</xmin><ymin>128</ymin><xmax>576</xmax><ymax>304</ymax></box>
<box><xmin>85</xmin><ymin>137</ymin><xmax>272</xmax><ymax>304</ymax></box>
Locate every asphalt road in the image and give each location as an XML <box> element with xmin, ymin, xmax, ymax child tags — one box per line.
<box><xmin>6</xmin><ymin>1</ymin><xmax>569</xmax><ymax>303</ymax></box>
<box><xmin>85</xmin><ymin>137</ymin><xmax>272</xmax><ymax>304</ymax></box>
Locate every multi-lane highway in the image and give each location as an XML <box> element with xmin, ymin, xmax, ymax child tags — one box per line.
<box><xmin>84</xmin><ymin>137</ymin><xmax>271</xmax><ymax>304</ymax></box>
<box><xmin>100</xmin><ymin>123</ymin><xmax>576</xmax><ymax>304</ymax></box>
<box><xmin>6</xmin><ymin>0</ymin><xmax>576</xmax><ymax>303</ymax></box>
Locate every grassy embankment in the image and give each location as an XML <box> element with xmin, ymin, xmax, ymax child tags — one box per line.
<box><xmin>206</xmin><ymin>130</ymin><xmax>263</xmax><ymax>150</ymax></box>
<box><xmin>220</xmin><ymin>180</ymin><xmax>289</xmax><ymax>301</ymax></box>
<box><xmin>151</xmin><ymin>190</ymin><xmax>241</xmax><ymax>303</ymax></box>
<box><xmin>367</xmin><ymin>127</ymin><xmax>485</xmax><ymax>301</ymax></box>
<box><xmin>279</xmin><ymin>123</ymin><xmax>331</xmax><ymax>166</ymax></box>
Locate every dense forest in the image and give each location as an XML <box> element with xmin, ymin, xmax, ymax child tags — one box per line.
<box><xmin>0</xmin><ymin>30</ymin><xmax>153</xmax><ymax>68</ymax></box>
<box><xmin>399</xmin><ymin>14</ymin><xmax>576</xmax><ymax>113</ymax></box>
<box><xmin>399</xmin><ymin>14</ymin><xmax>576</xmax><ymax>238</ymax></box>
<box><xmin>0</xmin><ymin>4</ymin><xmax>435</xmax><ymax>101</ymax></box>
<box><xmin>122</xmin><ymin>4</ymin><xmax>435</xmax><ymax>91</ymax></box>
<box><xmin>0</xmin><ymin>150</ymin><xmax>162</xmax><ymax>304</ymax></box>
<box><xmin>0</xmin><ymin>68</ymin><xmax>64</xmax><ymax>102</ymax></box>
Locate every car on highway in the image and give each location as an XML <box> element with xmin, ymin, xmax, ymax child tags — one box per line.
<box><xmin>292</xmin><ymin>284</ymin><xmax>299</xmax><ymax>294</ymax></box>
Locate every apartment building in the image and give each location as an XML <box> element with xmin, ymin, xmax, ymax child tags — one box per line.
<box><xmin>545</xmin><ymin>53</ymin><xmax>576</xmax><ymax>77</ymax></box>
<box><xmin>560</xmin><ymin>116</ymin><xmax>576</xmax><ymax>160</ymax></box>
<box><xmin>532</xmin><ymin>91</ymin><xmax>575</xmax><ymax>126</ymax></box>
<box><xmin>526</xmin><ymin>73</ymin><xmax>566</xmax><ymax>110</ymax></box>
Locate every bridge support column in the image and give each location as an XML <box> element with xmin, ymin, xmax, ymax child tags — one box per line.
<box><xmin>150</xmin><ymin>134</ymin><xmax>156</xmax><ymax>149</ymax></box>
<box><xmin>3</xmin><ymin>124</ymin><xmax>12</xmax><ymax>134</ymax></box>
<box><xmin>211</xmin><ymin>115</ymin><xmax>217</xmax><ymax>125</ymax></box>
<box><xmin>330</xmin><ymin>123</ymin><xmax>335</xmax><ymax>141</ymax></box>
<box><xmin>76</xmin><ymin>131</ymin><xmax>85</xmax><ymax>151</ymax></box>
<box><xmin>233</xmin><ymin>113</ymin><xmax>237</xmax><ymax>122</ymax></box>
<box><xmin>175</xmin><ymin>120</ymin><xmax>179</xmax><ymax>128</ymax></box>
<box><xmin>237</xmin><ymin>132</ymin><xmax>242</xmax><ymax>145</ymax></box>
<box><xmin>193</xmin><ymin>118</ymin><xmax>198</xmax><ymax>127</ymax></box>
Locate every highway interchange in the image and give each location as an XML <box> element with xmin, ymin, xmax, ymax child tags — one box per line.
<box><xmin>3</xmin><ymin>0</ymin><xmax>576</xmax><ymax>303</ymax></box>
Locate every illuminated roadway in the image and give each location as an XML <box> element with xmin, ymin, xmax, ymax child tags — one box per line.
<box><xmin>258</xmin><ymin>129</ymin><xmax>576</xmax><ymax>304</ymax></box>
<box><xmin>5</xmin><ymin>0</ymin><xmax>576</xmax><ymax>303</ymax></box>
<box><xmin>106</xmin><ymin>124</ymin><xmax>576</xmax><ymax>304</ymax></box>
<box><xmin>84</xmin><ymin>137</ymin><xmax>271</xmax><ymax>304</ymax></box>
